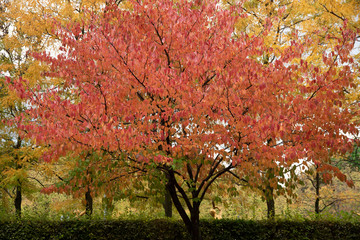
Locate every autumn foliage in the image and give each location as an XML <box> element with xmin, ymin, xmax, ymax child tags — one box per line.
<box><xmin>8</xmin><ymin>0</ymin><xmax>359</xmax><ymax>239</ymax></box>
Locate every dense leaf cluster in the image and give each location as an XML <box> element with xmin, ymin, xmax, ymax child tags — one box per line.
<box><xmin>1</xmin><ymin>219</ymin><xmax>360</xmax><ymax>240</ymax></box>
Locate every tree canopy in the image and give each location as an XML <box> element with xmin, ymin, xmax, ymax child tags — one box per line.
<box><xmin>6</xmin><ymin>0</ymin><xmax>360</xmax><ymax>239</ymax></box>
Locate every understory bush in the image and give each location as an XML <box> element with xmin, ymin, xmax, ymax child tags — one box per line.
<box><xmin>0</xmin><ymin>219</ymin><xmax>359</xmax><ymax>240</ymax></box>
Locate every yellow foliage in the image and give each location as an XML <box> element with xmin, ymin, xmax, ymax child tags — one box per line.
<box><xmin>232</xmin><ymin>0</ymin><xmax>359</xmax><ymax>54</ymax></box>
<box><xmin>228</xmin><ymin>0</ymin><xmax>360</xmax><ymax>119</ymax></box>
<box><xmin>0</xmin><ymin>0</ymin><xmax>113</xmax><ymax>205</ymax></box>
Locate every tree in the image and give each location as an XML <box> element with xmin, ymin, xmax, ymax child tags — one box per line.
<box><xmin>11</xmin><ymin>0</ymin><xmax>358</xmax><ymax>239</ymax></box>
<box><xmin>12</xmin><ymin>1</ymin><xmax>242</xmax><ymax>238</ymax></box>
<box><xmin>40</xmin><ymin>150</ymin><xmax>135</xmax><ymax>217</ymax></box>
<box><xmin>224</xmin><ymin>0</ymin><xmax>360</xmax><ymax>211</ymax></box>
<box><xmin>291</xmin><ymin>159</ymin><xmax>358</xmax><ymax>218</ymax></box>
<box><xmin>232</xmin><ymin>161</ymin><xmax>304</xmax><ymax>219</ymax></box>
<box><xmin>303</xmin><ymin>147</ymin><xmax>360</xmax><ymax>216</ymax></box>
<box><xmin>307</xmin><ymin>161</ymin><xmax>353</xmax><ymax>216</ymax></box>
<box><xmin>228</xmin><ymin>0</ymin><xmax>359</xmax><ymax>64</ymax></box>
<box><xmin>0</xmin><ymin>0</ymin><xmax>117</xmax><ymax>218</ymax></box>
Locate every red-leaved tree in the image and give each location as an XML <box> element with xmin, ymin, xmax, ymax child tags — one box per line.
<box><xmin>10</xmin><ymin>0</ymin><xmax>358</xmax><ymax>239</ymax></box>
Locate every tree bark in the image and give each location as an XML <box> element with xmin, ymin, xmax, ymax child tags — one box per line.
<box><xmin>264</xmin><ymin>185</ymin><xmax>275</xmax><ymax>219</ymax></box>
<box><xmin>14</xmin><ymin>137</ymin><xmax>22</xmax><ymax>219</ymax></box>
<box><xmin>14</xmin><ymin>184</ymin><xmax>21</xmax><ymax>219</ymax></box>
<box><xmin>190</xmin><ymin>203</ymin><xmax>201</xmax><ymax>240</ymax></box>
<box><xmin>315</xmin><ymin>171</ymin><xmax>320</xmax><ymax>215</ymax></box>
<box><xmin>166</xmin><ymin>170</ymin><xmax>202</xmax><ymax>240</ymax></box>
<box><xmin>163</xmin><ymin>188</ymin><xmax>172</xmax><ymax>218</ymax></box>
<box><xmin>266</xmin><ymin>195</ymin><xmax>275</xmax><ymax>219</ymax></box>
<box><xmin>85</xmin><ymin>187</ymin><xmax>93</xmax><ymax>217</ymax></box>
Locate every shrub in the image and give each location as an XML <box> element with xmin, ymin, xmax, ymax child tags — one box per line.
<box><xmin>0</xmin><ymin>219</ymin><xmax>359</xmax><ymax>240</ymax></box>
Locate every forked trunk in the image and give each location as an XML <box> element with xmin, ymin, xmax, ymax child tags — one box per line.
<box><xmin>166</xmin><ymin>176</ymin><xmax>202</xmax><ymax>240</ymax></box>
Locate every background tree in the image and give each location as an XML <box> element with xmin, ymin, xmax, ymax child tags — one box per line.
<box><xmin>227</xmin><ymin>0</ymin><xmax>359</xmax><ymax>61</ymax></box>
<box><xmin>223</xmin><ymin>0</ymin><xmax>360</xmax><ymax>209</ymax></box>
<box><xmin>0</xmin><ymin>0</ymin><xmax>116</xmax><ymax>218</ymax></box>
<box><xmin>40</xmin><ymin>150</ymin><xmax>136</xmax><ymax>217</ymax></box>
<box><xmin>0</xmin><ymin>0</ymin><xmax>48</xmax><ymax>218</ymax></box>
<box><xmin>306</xmin><ymin>161</ymin><xmax>353</xmax><ymax>216</ymax></box>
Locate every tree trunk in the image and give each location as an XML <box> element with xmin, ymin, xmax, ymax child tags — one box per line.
<box><xmin>14</xmin><ymin>184</ymin><xmax>21</xmax><ymax>219</ymax></box>
<box><xmin>266</xmin><ymin>195</ymin><xmax>275</xmax><ymax>219</ymax></box>
<box><xmin>190</xmin><ymin>203</ymin><xmax>201</xmax><ymax>240</ymax></box>
<box><xmin>14</xmin><ymin>137</ymin><xmax>22</xmax><ymax>219</ymax></box>
<box><xmin>315</xmin><ymin>171</ymin><xmax>320</xmax><ymax>215</ymax></box>
<box><xmin>264</xmin><ymin>185</ymin><xmax>275</xmax><ymax>219</ymax></box>
<box><xmin>85</xmin><ymin>187</ymin><xmax>93</xmax><ymax>217</ymax></box>
<box><xmin>166</xmin><ymin>171</ymin><xmax>202</xmax><ymax>240</ymax></box>
<box><xmin>163</xmin><ymin>188</ymin><xmax>172</xmax><ymax>218</ymax></box>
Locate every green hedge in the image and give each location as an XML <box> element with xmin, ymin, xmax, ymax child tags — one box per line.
<box><xmin>1</xmin><ymin>219</ymin><xmax>359</xmax><ymax>240</ymax></box>
<box><xmin>0</xmin><ymin>219</ymin><xmax>188</xmax><ymax>240</ymax></box>
<box><xmin>200</xmin><ymin>220</ymin><xmax>360</xmax><ymax>240</ymax></box>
